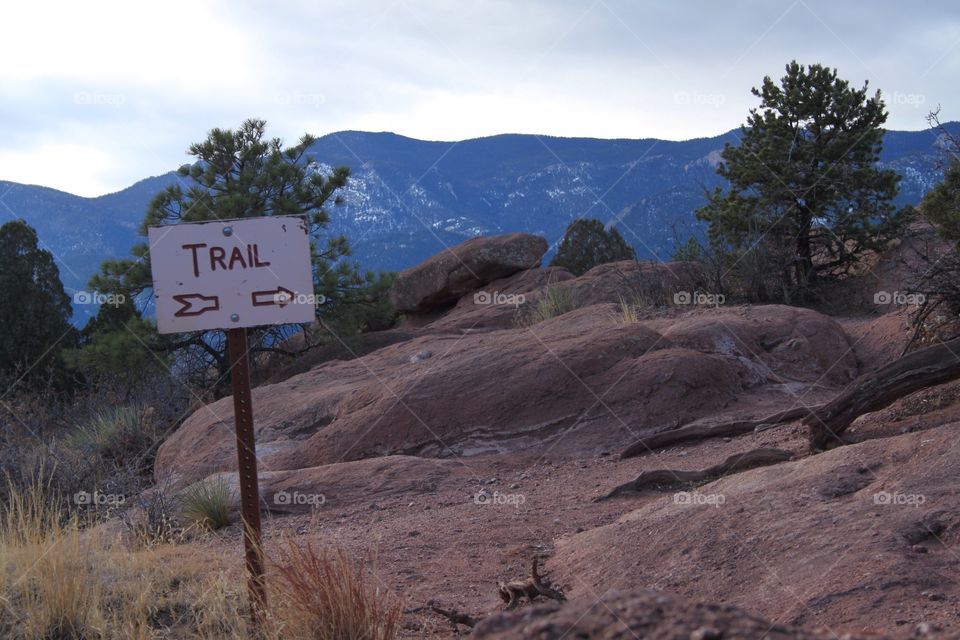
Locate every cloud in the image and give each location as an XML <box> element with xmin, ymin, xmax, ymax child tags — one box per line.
<box><xmin>0</xmin><ymin>143</ymin><xmax>115</xmax><ymax>196</ymax></box>
<box><xmin>2</xmin><ymin>0</ymin><xmax>959</xmax><ymax>195</ymax></box>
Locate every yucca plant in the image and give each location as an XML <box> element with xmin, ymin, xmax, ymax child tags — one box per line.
<box><xmin>68</xmin><ymin>404</ymin><xmax>150</xmax><ymax>466</ymax></box>
<box><xmin>180</xmin><ymin>476</ymin><xmax>234</xmax><ymax>531</ymax></box>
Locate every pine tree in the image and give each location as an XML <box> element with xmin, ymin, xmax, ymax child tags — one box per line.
<box><xmin>550</xmin><ymin>218</ymin><xmax>636</xmax><ymax>276</ymax></box>
<box><xmin>64</xmin><ymin>296</ymin><xmax>164</xmax><ymax>385</ymax></box>
<box><xmin>90</xmin><ymin>119</ymin><xmax>392</xmax><ymax>395</ymax></box>
<box><xmin>920</xmin><ymin>160</ymin><xmax>960</xmax><ymax>245</ymax></box>
<box><xmin>0</xmin><ymin>220</ymin><xmax>75</xmax><ymax>383</ymax></box>
<box><xmin>697</xmin><ymin>61</ymin><xmax>910</xmax><ymax>302</ymax></box>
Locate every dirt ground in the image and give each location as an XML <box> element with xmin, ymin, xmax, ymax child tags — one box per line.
<box><xmin>190</xmin><ymin>376</ymin><xmax>960</xmax><ymax>638</ymax></box>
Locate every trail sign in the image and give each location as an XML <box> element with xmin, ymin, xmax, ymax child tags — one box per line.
<box><xmin>148</xmin><ymin>215</ymin><xmax>316</xmax><ymax>334</ymax></box>
<box><xmin>147</xmin><ymin>214</ymin><xmax>319</xmax><ymax>630</ymax></box>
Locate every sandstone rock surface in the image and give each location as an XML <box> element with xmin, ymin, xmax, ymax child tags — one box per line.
<box><xmin>389</xmin><ymin>232</ymin><xmax>548</xmax><ymax>313</ymax></box>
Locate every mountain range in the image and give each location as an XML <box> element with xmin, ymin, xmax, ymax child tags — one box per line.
<box><xmin>1</xmin><ymin>123</ymin><xmax>956</xmax><ymax>325</ymax></box>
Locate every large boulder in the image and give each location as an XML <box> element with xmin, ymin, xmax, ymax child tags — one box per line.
<box><xmin>155</xmin><ymin>300</ymin><xmax>856</xmax><ymax>489</ymax></box>
<box><xmin>389</xmin><ymin>233</ymin><xmax>548</xmax><ymax>312</ymax></box>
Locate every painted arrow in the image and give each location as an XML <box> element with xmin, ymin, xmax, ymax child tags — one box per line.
<box><xmin>173</xmin><ymin>293</ymin><xmax>221</xmax><ymax>317</ymax></box>
<box><xmin>251</xmin><ymin>286</ymin><xmax>295</xmax><ymax>308</ymax></box>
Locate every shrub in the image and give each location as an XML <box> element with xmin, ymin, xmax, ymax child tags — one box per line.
<box><xmin>122</xmin><ymin>482</ymin><xmax>187</xmax><ymax>548</ymax></box>
<box><xmin>268</xmin><ymin>541</ymin><xmax>402</xmax><ymax>640</ymax></box>
<box><xmin>903</xmin><ymin>112</ymin><xmax>960</xmax><ymax>346</ymax></box>
<box><xmin>550</xmin><ymin>218</ymin><xmax>636</xmax><ymax>276</ymax></box>
<box><xmin>69</xmin><ymin>405</ymin><xmax>151</xmax><ymax>462</ymax></box>
<box><xmin>180</xmin><ymin>476</ymin><xmax>234</xmax><ymax>531</ymax></box>
<box><xmin>0</xmin><ymin>373</ymin><xmax>188</xmax><ymax>516</ymax></box>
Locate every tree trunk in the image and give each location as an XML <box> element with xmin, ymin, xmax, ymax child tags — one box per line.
<box><xmin>620</xmin><ymin>405</ymin><xmax>820</xmax><ymax>459</ymax></box>
<box><xmin>806</xmin><ymin>338</ymin><xmax>960</xmax><ymax>451</ymax></box>
<box><xmin>795</xmin><ymin>214</ymin><xmax>815</xmax><ymax>302</ymax></box>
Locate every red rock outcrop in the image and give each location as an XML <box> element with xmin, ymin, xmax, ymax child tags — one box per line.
<box><xmin>389</xmin><ymin>232</ymin><xmax>548</xmax><ymax>312</ymax></box>
<box><xmin>156</xmin><ymin>261</ymin><xmax>856</xmax><ymax>488</ymax></box>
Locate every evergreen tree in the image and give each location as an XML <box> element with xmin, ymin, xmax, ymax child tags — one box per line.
<box><xmin>919</xmin><ymin>160</ymin><xmax>960</xmax><ymax>244</ymax></box>
<box><xmin>64</xmin><ymin>296</ymin><xmax>163</xmax><ymax>386</ymax></box>
<box><xmin>697</xmin><ymin>61</ymin><xmax>910</xmax><ymax>302</ymax></box>
<box><xmin>550</xmin><ymin>218</ymin><xmax>636</xmax><ymax>276</ymax></box>
<box><xmin>0</xmin><ymin>220</ymin><xmax>76</xmax><ymax>384</ymax></box>
<box><xmin>671</xmin><ymin>236</ymin><xmax>704</xmax><ymax>262</ymax></box>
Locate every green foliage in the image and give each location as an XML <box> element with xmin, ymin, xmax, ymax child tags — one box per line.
<box><xmin>180</xmin><ymin>476</ymin><xmax>234</xmax><ymax>531</ymax></box>
<box><xmin>920</xmin><ymin>160</ymin><xmax>960</xmax><ymax>244</ymax></box>
<box><xmin>64</xmin><ymin>298</ymin><xmax>164</xmax><ymax>384</ymax></box>
<box><xmin>0</xmin><ymin>220</ymin><xmax>76</xmax><ymax>386</ymax></box>
<box><xmin>515</xmin><ymin>283</ymin><xmax>578</xmax><ymax>327</ymax></box>
<box><xmin>550</xmin><ymin>218</ymin><xmax>636</xmax><ymax>276</ymax></box>
<box><xmin>671</xmin><ymin>236</ymin><xmax>704</xmax><ymax>262</ymax></box>
<box><xmin>319</xmin><ymin>270</ymin><xmax>397</xmax><ymax>335</ymax></box>
<box><xmin>697</xmin><ymin>61</ymin><xmax>910</xmax><ymax>302</ymax></box>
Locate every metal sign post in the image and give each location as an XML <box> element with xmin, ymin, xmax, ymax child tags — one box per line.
<box><xmin>227</xmin><ymin>326</ymin><xmax>267</xmax><ymax>625</ymax></box>
<box><xmin>148</xmin><ymin>215</ymin><xmax>316</xmax><ymax>630</ymax></box>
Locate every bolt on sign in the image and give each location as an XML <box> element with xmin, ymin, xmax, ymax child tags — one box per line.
<box><xmin>148</xmin><ymin>215</ymin><xmax>317</xmax><ymax>630</ymax></box>
<box><xmin>148</xmin><ymin>215</ymin><xmax>316</xmax><ymax>334</ymax></box>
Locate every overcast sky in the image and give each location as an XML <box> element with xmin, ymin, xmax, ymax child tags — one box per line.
<box><xmin>1</xmin><ymin>0</ymin><xmax>958</xmax><ymax>196</ymax></box>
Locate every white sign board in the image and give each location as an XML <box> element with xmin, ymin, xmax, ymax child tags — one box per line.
<box><xmin>148</xmin><ymin>216</ymin><xmax>316</xmax><ymax>334</ymax></box>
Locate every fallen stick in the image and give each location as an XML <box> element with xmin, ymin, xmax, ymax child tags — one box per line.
<box><xmin>406</xmin><ymin>601</ymin><xmax>480</xmax><ymax>630</ymax></box>
<box><xmin>596</xmin><ymin>447</ymin><xmax>794</xmax><ymax>501</ymax></box>
<box><xmin>620</xmin><ymin>405</ymin><xmax>821</xmax><ymax>459</ymax></box>
<box><xmin>497</xmin><ymin>556</ymin><xmax>565</xmax><ymax>609</ymax></box>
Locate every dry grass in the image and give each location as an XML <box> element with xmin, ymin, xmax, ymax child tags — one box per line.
<box><xmin>0</xmin><ymin>474</ymin><xmax>402</xmax><ymax>639</ymax></box>
<box><xmin>0</xmin><ymin>472</ymin><xmax>248</xmax><ymax>639</ymax></box>
<box><xmin>268</xmin><ymin>539</ymin><xmax>403</xmax><ymax>640</ymax></box>
<box><xmin>612</xmin><ymin>296</ymin><xmax>641</xmax><ymax>326</ymax></box>
<box><xmin>515</xmin><ymin>283</ymin><xmax>578</xmax><ymax>327</ymax></box>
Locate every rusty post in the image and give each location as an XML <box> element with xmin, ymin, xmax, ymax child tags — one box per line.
<box><xmin>227</xmin><ymin>327</ymin><xmax>267</xmax><ymax>629</ymax></box>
